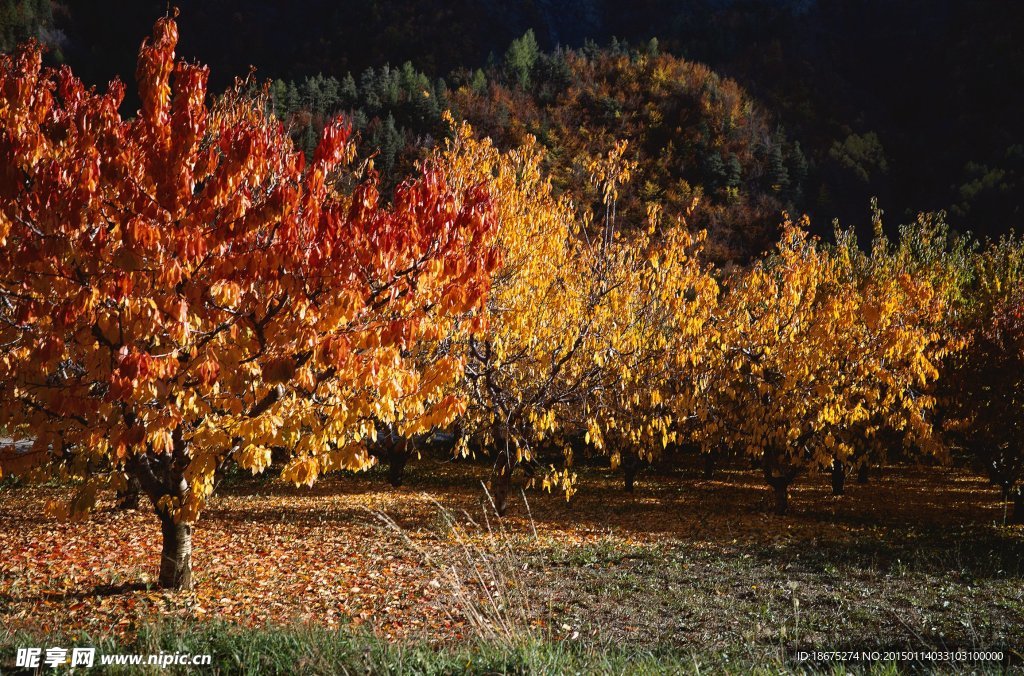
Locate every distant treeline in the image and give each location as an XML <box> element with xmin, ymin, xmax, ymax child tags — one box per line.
<box><xmin>270</xmin><ymin>38</ymin><xmax>809</xmax><ymax>262</ymax></box>
<box><xmin>5</xmin><ymin>0</ymin><xmax>1023</xmax><ymax>240</ymax></box>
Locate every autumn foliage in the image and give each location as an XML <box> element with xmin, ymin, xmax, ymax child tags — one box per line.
<box><xmin>452</xmin><ymin>47</ymin><xmax>804</xmax><ymax>264</ymax></box>
<box><xmin>1</xmin><ymin>15</ymin><xmax>1022</xmax><ymax>594</ymax></box>
<box><xmin>944</xmin><ymin>236</ymin><xmax>1024</xmax><ymax>520</ymax></box>
<box><xmin>692</xmin><ymin>220</ymin><xmax>951</xmax><ymax>513</ymax></box>
<box><xmin>0</xmin><ymin>16</ymin><xmax>497</xmax><ymax>588</ymax></box>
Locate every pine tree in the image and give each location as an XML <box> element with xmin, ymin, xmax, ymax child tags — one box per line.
<box><xmin>504</xmin><ymin>29</ymin><xmax>539</xmax><ymax>88</ymax></box>
<box><xmin>768</xmin><ymin>142</ymin><xmax>790</xmax><ymax>193</ymax></box>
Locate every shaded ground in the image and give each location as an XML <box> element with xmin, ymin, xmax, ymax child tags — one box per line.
<box><xmin>1</xmin><ymin>458</ymin><xmax>1021</xmax><ymax>668</ymax></box>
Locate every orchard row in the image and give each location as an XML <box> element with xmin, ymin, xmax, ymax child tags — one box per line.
<box><xmin>1</xmin><ymin>18</ymin><xmax>1020</xmax><ymax>590</ymax></box>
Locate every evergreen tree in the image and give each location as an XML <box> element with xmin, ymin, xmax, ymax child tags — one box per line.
<box><xmin>768</xmin><ymin>142</ymin><xmax>790</xmax><ymax>193</ymax></box>
<box><xmin>471</xmin><ymin>68</ymin><xmax>487</xmax><ymax>94</ymax></box>
<box><xmin>340</xmin><ymin>73</ymin><xmax>358</xmax><ymax>106</ymax></box>
<box><xmin>727</xmin><ymin>154</ymin><xmax>743</xmax><ymax>189</ymax></box>
<box><xmin>705</xmin><ymin>151</ymin><xmax>726</xmax><ymax>189</ymax></box>
<box><xmin>788</xmin><ymin>141</ymin><xmax>808</xmax><ymax>198</ymax></box>
<box><xmin>504</xmin><ymin>29</ymin><xmax>539</xmax><ymax>88</ymax></box>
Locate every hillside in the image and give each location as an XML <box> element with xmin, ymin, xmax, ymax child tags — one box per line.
<box><xmin>14</xmin><ymin>0</ymin><xmax>1020</xmax><ymax>241</ymax></box>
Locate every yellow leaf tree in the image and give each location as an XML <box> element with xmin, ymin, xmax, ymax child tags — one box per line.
<box><xmin>582</xmin><ymin>209</ymin><xmax>719</xmax><ymax>491</ymax></box>
<box><xmin>943</xmin><ymin>234</ymin><xmax>1024</xmax><ymax>520</ymax></box>
<box><xmin>826</xmin><ymin>205</ymin><xmax>970</xmax><ymax>491</ymax></box>
<box><xmin>703</xmin><ymin>218</ymin><xmax>948</xmax><ymax>513</ymax></box>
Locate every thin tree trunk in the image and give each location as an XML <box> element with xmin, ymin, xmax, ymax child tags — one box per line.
<box><xmin>831</xmin><ymin>459</ymin><xmax>846</xmax><ymax>496</ymax></box>
<box><xmin>1011</xmin><ymin>487</ymin><xmax>1024</xmax><ymax>525</ymax></box>
<box><xmin>857</xmin><ymin>463</ymin><xmax>869</xmax><ymax>484</ymax></box>
<box><xmin>115</xmin><ymin>474</ymin><xmax>142</xmax><ymax>510</ymax></box>
<box><xmin>489</xmin><ymin>423</ymin><xmax>514</xmax><ymax>515</ymax></box>
<box><xmin>703</xmin><ymin>452</ymin><xmax>716</xmax><ymax>480</ymax></box>
<box><xmin>490</xmin><ymin>460</ymin><xmax>513</xmax><ymax>516</ymax></box>
<box><xmin>387</xmin><ymin>441</ymin><xmax>411</xmax><ymax>488</ymax></box>
<box><xmin>158</xmin><ymin>515</ymin><xmax>193</xmax><ymax>590</ymax></box>
<box><xmin>763</xmin><ymin>451</ymin><xmax>796</xmax><ymax>515</ymax></box>
<box><xmin>770</xmin><ymin>478</ymin><xmax>789</xmax><ymax>515</ymax></box>
<box><xmin>764</xmin><ymin>467</ymin><xmax>793</xmax><ymax>516</ymax></box>
<box><xmin>623</xmin><ymin>454</ymin><xmax>640</xmax><ymax>492</ymax></box>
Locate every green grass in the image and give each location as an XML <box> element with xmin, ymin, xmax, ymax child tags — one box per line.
<box><xmin>1</xmin><ymin>620</ymin><xmax>958</xmax><ymax>674</ymax></box>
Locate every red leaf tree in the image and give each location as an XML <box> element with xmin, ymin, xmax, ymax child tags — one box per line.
<box><xmin>0</xmin><ymin>17</ymin><xmax>497</xmax><ymax>589</ymax></box>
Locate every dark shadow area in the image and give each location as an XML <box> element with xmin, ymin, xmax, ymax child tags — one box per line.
<box><xmin>748</xmin><ymin>526</ymin><xmax>1024</xmax><ymax>581</ymax></box>
<box><xmin>90</xmin><ymin>581</ymin><xmax>151</xmax><ymax>597</ymax></box>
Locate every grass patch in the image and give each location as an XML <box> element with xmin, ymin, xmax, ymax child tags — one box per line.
<box><xmin>1</xmin><ymin>619</ymin><xmax>982</xmax><ymax>674</ymax></box>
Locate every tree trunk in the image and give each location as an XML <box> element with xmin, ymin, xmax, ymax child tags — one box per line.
<box><xmin>703</xmin><ymin>452</ymin><xmax>716</xmax><ymax>480</ymax></box>
<box><xmin>127</xmin><ymin>443</ymin><xmax>196</xmax><ymax>591</ymax></box>
<box><xmin>857</xmin><ymin>463</ymin><xmax>869</xmax><ymax>484</ymax></box>
<box><xmin>489</xmin><ymin>423</ymin><xmax>515</xmax><ymax>516</ymax></box>
<box><xmin>831</xmin><ymin>459</ymin><xmax>846</xmax><ymax>496</ymax></box>
<box><xmin>387</xmin><ymin>445</ymin><xmax>410</xmax><ymax>488</ymax></box>
<box><xmin>763</xmin><ymin>451</ymin><xmax>797</xmax><ymax>515</ymax></box>
<box><xmin>159</xmin><ymin>516</ymin><xmax>193</xmax><ymax>590</ymax></box>
<box><xmin>763</xmin><ymin>473</ymin><xmax>792</xmax><ymax>515</ymax></box>
<box><xmin>772</xmin><ymin>480</ymin><xmax>789</xmax><ymax>515</ymax></box>
<box><xmin>491</xmin><ymin>462</ymin><xmax>512</xmax><ymax>516</ymax></box>
<box><xmin>623</xmin><ymin>455</ymin><xmax>640</xmax><ymax>492</ymax></box>
<box><xmin>115</xmin><ymin>474</ymin><xmax>142</xmax><ymax>510</ymax></box>
<box><xmin>1011</xmin><ymin>487</ymin><xmax>1024</xmax><ymax>525</ymax></box>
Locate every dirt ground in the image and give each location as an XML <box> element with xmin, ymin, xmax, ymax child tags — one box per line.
<box><xmin>1</xmin><ymin>457</ymin><xmax>1021</xmax><ymax>663</ymax></box>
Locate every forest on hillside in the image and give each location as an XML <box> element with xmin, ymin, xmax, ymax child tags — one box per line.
<box><xmin>3</xmin><ymin>0</ymin><xmax>1023</xmax><ymax>245</ymax></box>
